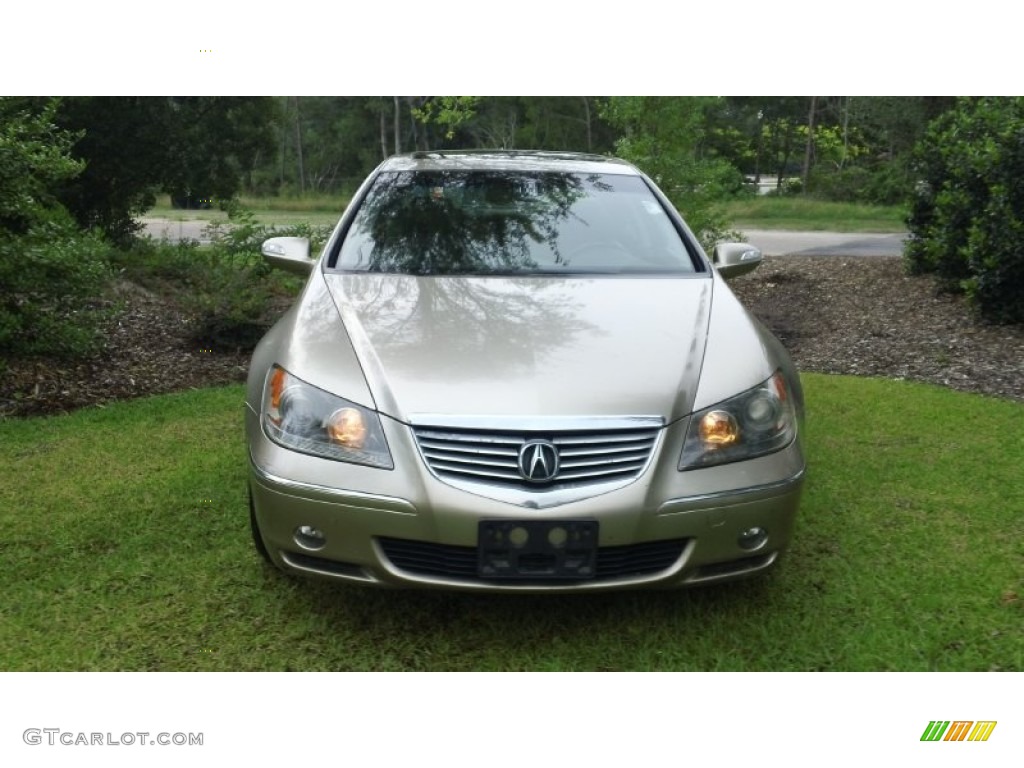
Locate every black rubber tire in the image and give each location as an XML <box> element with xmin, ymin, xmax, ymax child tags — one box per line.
<box><xmin>249</xmin><ymin>486</ymin><xmax>273</xmax><ymax>565</ymax></box>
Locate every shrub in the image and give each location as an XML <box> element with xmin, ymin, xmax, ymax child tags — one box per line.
<box><xmin>905</xmin><ymin>98</ymin><xmax>1024</xmax><ymax>324</ymax></box>
<box><xmin>0</xmin><ymin>212</ymin><xmax>113</xmax><ymax>362</ymax></box>
<box><xmin>0</xmin><ymin>98</ymin><xmax>115</xmax><ymax>365</ymax></box>
<box><xmin>169</xmin><ymin>204</ymin><xmax>331</xmax><ymax>351</ymax></box>
<box><xmin>808</xmin><ymin>163</ymin><xmax>914</xmax><ymax>207</ymax></box>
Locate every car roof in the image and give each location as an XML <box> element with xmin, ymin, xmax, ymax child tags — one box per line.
<box><xmin>380</xmin><ymin>150</ymin><xmax>640</xmax><ymax>176</ymax></box>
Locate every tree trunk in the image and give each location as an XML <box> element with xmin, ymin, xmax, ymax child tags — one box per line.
<box><xmin>754</xmin><ymin>110</ymin><xmax>763</xmax><ymax>183</ymax></box>
<box><xmin>777</xmin><ymin>121</ymin><xmax>793</xmax><ymax>191</ymax></box>
<box><xmin>292</xmin><ymin>97</ymin><xmax>305</xmax><ymax>195</ymax></box>
<box><xmin>380</xmin><ymin>108</ymin><xmax>388</xmax><ymax>161</ymax></box>
<box><xmin>393</xmin><ymin>96</ymin><xmax>401</xmax><ymax>155</ymax></box>
<box><xmin>840</xmin><ymin>96</ymin><xmax>851</xmax><ymax>170</ymax></box>
<box><xmin>581</xmin><ymin>96</ymin><xmax>593</xmax><ymax>152</ymax></box>
<box><xmin>801</xmin><ymin>96</ymin><xmax>817</xmax><ymax>193</ymax></box>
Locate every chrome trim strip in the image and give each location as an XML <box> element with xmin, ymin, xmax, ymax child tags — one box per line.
<box><xmin>249</xmin><ymin>458</ymin><xmax>417</xmax><ymax>515</ymax></box>
<box><xmin>682</xmin><ymin>551</ymin><xmax>778</xmax><ymax>585</ymax></box>
<box><xmin>657</xmin><ymin>469</ymin><xmax>805</xmax><ymax>515</ymax></box>
<box><xmin>407</xmin><ymin>414</ymin><xmax>665</xmax><ymax>431</ymax></box>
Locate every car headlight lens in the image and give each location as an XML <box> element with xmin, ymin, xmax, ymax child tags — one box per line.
<box><xmin>679</xmin><ymin>371</ymin><xmax>797</xmax><ymax>470</ymax></box>
<box><xmin>262</xmin><ymin>365</ymin><xmax>393</xmax><ymax>468</ymax></box>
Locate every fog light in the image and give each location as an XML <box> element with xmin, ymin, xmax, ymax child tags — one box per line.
<box><xmin>737</xmin><ymin>526</ymin><xmax>768</xmax><ymax>551</ymax></box>
<box><xmin>294</xmin><ymin>525</ymin><xmax>327</xmax><ymax>551</ymax></box>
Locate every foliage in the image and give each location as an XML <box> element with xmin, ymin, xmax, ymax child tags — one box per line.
<box><xmin>601</xmin><ymin>97</ymin><xmax>741</xmax><ymax>249</ymax></box>
<box><xmin>709</xmin><ymin>97</ymin><xmax>956</xmax><ymax>206</ymax></box>
<box><xmin>256</xmin><ymin>97</ymin><xmax>619</xmax><ymax>196</ymax></box>
<box><xmin>124</xmin><ymin>204</ymin><xmax>332</xmax><ymax>351</ymax></box>
<box><xmin>905</xmin><ymin>97</ymin><xmax>1024</xmax><ymax>323</ymax></box>
<box><xmin>0</xmin><ymin>212</ymin><xmax>113</xmax><ymax>362</ymax></box>
<box><xmin>0</xmin><ymin>98</ymin><xmax>83</xmax><ymax>234</ymax></box>
<box><xmin>48</xmin><ymin>97</ymin><xmax>278</xmax><ymax>244</ymax></box>
<box><xmin>229</xmin><ymin>97</ymin><xmax>960</xmax><ymax>212</ymax></box>
<box><xmin>0</xmin><ymin>98</ymin><xmax>113</xmax><ymax>365</ymax></box>
<box><xmin>412</xmin><ymin>97</ymin><xmax>481</xmax><ymax>140</ymax></box>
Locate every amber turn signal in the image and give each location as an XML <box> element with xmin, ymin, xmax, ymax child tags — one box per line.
<box><xmin>269</xmin><ymin>366</ymin><xmax>287</xmax><ymax>411</ymax></box>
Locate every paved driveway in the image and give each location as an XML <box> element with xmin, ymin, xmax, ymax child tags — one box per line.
<box><xmin>740</xmin><ymin>229</ymin><xmax>906</xmax><ymax>257</ymax></box>
<box><xmin>139</xmin><ymin>218</ymin><xmax>907</xmax><ymax>258</ymax></box>
<box><xmin>141</xmin><ymin>218</ymin><xmax>213</xmax><ymax>243</ymax></box>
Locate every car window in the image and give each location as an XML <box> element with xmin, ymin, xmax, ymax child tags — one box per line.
<box><xmin>333</xmin><ymin>171</ymin><xmax>701</xmax><ymax>275</ymax></box>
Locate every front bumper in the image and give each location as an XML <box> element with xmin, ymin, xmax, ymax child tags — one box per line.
<box><xmin>247</xmin><ymin>406</ymin><xmax>805</xmax><ymax>593</ymax></box>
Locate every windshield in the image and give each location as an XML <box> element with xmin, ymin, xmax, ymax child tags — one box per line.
<box><xmin>332</xmin><ymin>170</ymin><xmax>701</xmax><ymax>275</ymax></box>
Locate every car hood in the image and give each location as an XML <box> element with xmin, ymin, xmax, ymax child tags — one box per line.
<box><xmin>322</xmin><ymin>273</ymin><xmax>712</xmax><ymax>424</ymax></box>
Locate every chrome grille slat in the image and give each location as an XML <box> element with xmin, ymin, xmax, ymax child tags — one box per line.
<box><xmin>559</xmin><ymin>443</ymin><xmax>654</xmax><ymax>458</ymax></box>
<box><xmin>418</xmin><ymin>441</ymin><xmax>520</xmax><ymax>459</ymax></box>
<box><xmin>553</xmin><ymin>433</ymin><xmax>655</xmax><ymax>446</ymax></box>
<box><xmin>414</xmin><ymin>429</ymin><xmax>522</xmax><ymax>446</ymax></box>
<box><xmin>428</xmin><ymin>463</ymin><xmax>522</xmax><ymax>481</ymax></box>
<box><xmin>412</xmin><ymin>423</ymin><xmax>660</xmax><ymax>491</ymax></box>
<box><xmin>558</xmin><ymin>466</ymin><xmax>643</xmax><ymax>480</ymax></box>
<box><xmin>419</xmin><ymin>448</ymin><xmax>520</xmax><ymax>466</ymax></box>
<box><xmin>425</xmin><ymin>453</ymin><xmax>519</xmax><ymax>470</ymax></box>
<box><xmin>560</xmin><ymin>453</ymin><xmax>651</xmax><ymax>469</ymax></box>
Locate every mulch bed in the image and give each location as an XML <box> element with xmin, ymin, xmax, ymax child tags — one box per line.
<box><xmin>2</xmin><ymin>255</ymin><xmax>1022</xmax><ymax>419</ymax></box>
<box><xmin>729</xmin><ymin>256</ymin><xmax>1024</xmax><ymax>402</ymax></box>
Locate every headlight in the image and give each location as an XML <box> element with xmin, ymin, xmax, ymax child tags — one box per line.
<box><xmin>679</xmin><ymin>371</ymin><xmax>797</xmax><ymax>470</ymax></box>
<box><xmin>262</xmin><ymin>365</ymin><xmax>393</xmax><ymax>469</ymax></box>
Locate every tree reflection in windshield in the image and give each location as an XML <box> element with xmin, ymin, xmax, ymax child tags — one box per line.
<box><xmin>334</xmin><ymin>170</ymin><xmax>695</xmax><ymax>275</ymax></box>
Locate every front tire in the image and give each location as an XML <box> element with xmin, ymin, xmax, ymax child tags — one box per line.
<box><xmin>249</xmin><ymin>486</ymin><xmax>273</xmax><ymax>565</ymax></box>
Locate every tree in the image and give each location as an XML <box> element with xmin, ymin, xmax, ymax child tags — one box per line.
<box><xmin>600</xmin><ymin>97</ymin><xmax>740</xmax><ymax>249</ymax></box>
<box><xmin>0</xmin><ymin>98</ymin><xmax>112</xmax><ymax>362</ymax></box>
<box><xmin>0</xmin><ymin>98</ymin><xmax>83</xmax><ymax>234</ymax></box>
<box><xmin>412</xmin><ymin>97</ymin><xmax>480</xmax><ymax>140</ymax></box>
<box><xmin>49</xmin><ymin>97</ymin><xmax>278</xmax><ymax>243</ymax></box>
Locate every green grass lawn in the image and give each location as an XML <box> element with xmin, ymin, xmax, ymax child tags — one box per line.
<box><xmin>144</xmin><ymin>195</ymin><xmax>907</xmax><ymax>234</ymax></box>
<box><xmin>722</xmin><ymin>198</ymin><xmax>908</xmax><ymax>232</ymax></box>
<box><xmin>146</xmin><ymin>194</ymin><xmax>347</xmax><ymax>228</ymax></box>
<box><xmin>1</xmin><ymin>375</ymin><xmax>1020</xmax><ymax>671</ymax></box>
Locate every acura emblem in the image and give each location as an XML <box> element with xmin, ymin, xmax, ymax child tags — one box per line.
<box><xmin>518</xmin><ymin>440</ymin><xmax>559</xmax><ymax>483</ymax></box>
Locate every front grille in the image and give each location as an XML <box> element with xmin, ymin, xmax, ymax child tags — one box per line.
<box><xmin>412</xmin><ymin>425</ymin><xmax>659</xmax><ymax>490</ymax></box>
<box><xmin>379</xmin><ymin>537</ymin><xmax>687</xmax><ymax>582</ymax></box>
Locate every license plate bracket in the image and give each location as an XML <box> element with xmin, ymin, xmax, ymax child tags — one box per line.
<box><xmin>478</xmin><ymin>519</ymin><xmax>598</xmax><ymax>580</ymax></box>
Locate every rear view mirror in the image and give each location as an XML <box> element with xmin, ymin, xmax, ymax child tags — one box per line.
<box><xmin>262</xmin><ymin>237</ymin><xmax>313</xmax><ymax>275</ymax></box>
<box><xmin>712</xmin><ymin>242</ymin><xmax>763</xmax><ymax>280</ymax></box>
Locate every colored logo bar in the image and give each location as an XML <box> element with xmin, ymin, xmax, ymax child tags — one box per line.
<box><xmin>921</xmin><ymin>721</ymin><xmax>997</xmax><ymax>742</ymax></box>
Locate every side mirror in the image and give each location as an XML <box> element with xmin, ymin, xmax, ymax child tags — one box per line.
<box><xmin>262</xmin><ymin>237</ymin><xmax>313</xmax><ymax>275</ymax></box>
<box><xmin>712</xmin><ymin>242</ymin><xmax>763</xmax><ymax>280</ymax></box>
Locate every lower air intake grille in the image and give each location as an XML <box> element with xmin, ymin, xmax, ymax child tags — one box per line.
<box><xmin>379</xmin><ymin>537</ymin><xmax>687</xmax><ymax>582</ymax></box>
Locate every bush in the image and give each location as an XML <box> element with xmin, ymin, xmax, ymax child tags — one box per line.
<box><xmin>0</xmin><ymin>99</ymin><xmax>115</xmax><ymax>365</ymax></box>
<box><xmin>905</xmin><ymin>98</ymin><xmax>1024</xmax><ymax>324</ymax></box>
<box><xmin>0</xmin><ymin>212</ymin><xmax>113</xmax><ymax>362</ymax></box>
<box><xmin>808</xmin><ymin>163</ymin><xmax>914</xmax><ymax>206</ymax></box>
<box><xmin>128</xmin><ymin>204</ymin><xmax>333</xmax><ymax>351</ymax></box>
